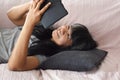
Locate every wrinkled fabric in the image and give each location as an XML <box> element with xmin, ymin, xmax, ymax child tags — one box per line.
<box><xmin>0</xmin><ymin>27</ymin><xmax>20</xmax><ymax>63</ymax></box>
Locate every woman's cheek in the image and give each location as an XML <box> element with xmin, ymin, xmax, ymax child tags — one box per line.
<box><xmin>59</xmin><ymin>37</ymin><xmax>67</xmax><ymax>44</ymax></box>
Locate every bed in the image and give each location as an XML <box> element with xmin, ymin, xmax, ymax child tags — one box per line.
<box><xmin>0</xmin><ymin>0</ymin><xmax>120</xmax><ymax>80</ymax></box>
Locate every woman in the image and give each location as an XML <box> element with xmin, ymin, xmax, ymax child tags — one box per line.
<box><xmin>0</xmin><ymin>0</ymin><xmax>97</xmax><ymax>71</ymax></box>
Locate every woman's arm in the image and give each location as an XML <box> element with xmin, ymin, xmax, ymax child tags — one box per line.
<box><xmin>8</xmin><ymin>0</ymin><xmax>51</xmax><ymax>71</ymax></box>
<box><xmin>7</xmin><ymin>1</ymin><xmax>30</xmax><ymax>26</ymax></box>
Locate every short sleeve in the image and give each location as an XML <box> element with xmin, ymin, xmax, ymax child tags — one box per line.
<box><xmin>35</xmin><ymin>55</ymin><xmax>47</xmax><ymax>68</ymax></box>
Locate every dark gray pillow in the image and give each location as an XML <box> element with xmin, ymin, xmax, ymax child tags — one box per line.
<box><xmin>40</xmin><ymin>49</ymin><xmax>107</xmax><ymax>71</ymax></box>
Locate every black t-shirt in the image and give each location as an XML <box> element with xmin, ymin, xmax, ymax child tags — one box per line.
<box><xmin>28</xmin><ymin>40</ymin><xmax>62</xmax><ymax>57</ymax></box>
<box><xmin>28</xmin><ymin>26</ymin><xmax>62</xmax><ymax>57</ymax></box>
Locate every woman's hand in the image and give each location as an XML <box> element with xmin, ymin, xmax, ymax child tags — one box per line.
<box><xmin>25</xmin><ymin>0</ymin><xmax>51</xmax><ymax>26</ymax></box>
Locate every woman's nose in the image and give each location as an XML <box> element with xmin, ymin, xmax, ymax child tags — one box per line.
<box><xmin>58</xmin><ymin>26</ymin><xmax>67</xmax><ymax>33</ymax></box>
<box><xmin>62</xmin><ymin>28</ymin><xmax>67</xmax><ymax>34</ymax></box>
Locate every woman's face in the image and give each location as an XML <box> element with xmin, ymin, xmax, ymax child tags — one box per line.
<box><xmin>51</xmin><ymin>25</ymin><xmax>72</xmax><ymax>47</ymax></box>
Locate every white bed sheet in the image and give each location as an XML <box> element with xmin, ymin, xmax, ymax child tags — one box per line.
<box><xmin>0</xmin><ymin>64</ymin><xmax>120</xmax><ymax>80</ymax></box>
<box><xmin>0</xmin><ymin>0</ymin><xmax>120</xmax><ymax>80</ymax></box>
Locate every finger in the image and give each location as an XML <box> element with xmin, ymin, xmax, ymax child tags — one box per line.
<box><xmin>30</xmin><ymin>3</ymin><xmax>33</xmax><ymax>9</ymax></box>
<box><xmin>36</xmin><ymin>0</ymin><xmax>44</xmax><ymax>10</ymax></box>
<box><xmin>33</xmin><ymin>0</ymin><xmax>39</xmax><ymax>3</ymax></box>
<box><xmin>32</xmin><ymin>0</ymin><xmax>37</xmax><ymax>8</ymax></box>
<box><xmin>39</xmin><ymin>2</ymin><xmax>51</xmax><ymax>15</ymax></box>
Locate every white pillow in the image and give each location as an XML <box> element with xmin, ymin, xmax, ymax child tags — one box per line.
<box><xmin>0</xmin><ymin>0</ymin><xmax>30</xmax><ymax>28</ymax></box>
<box><xmin>54</xmin><ymin>0</ymin><xmax>120</xmax><ymax>50</ymax></box>
<box><xmin>54</xmin><ymin>0</ymin><xmax>120</xmax><ymax>72</ymax></box>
